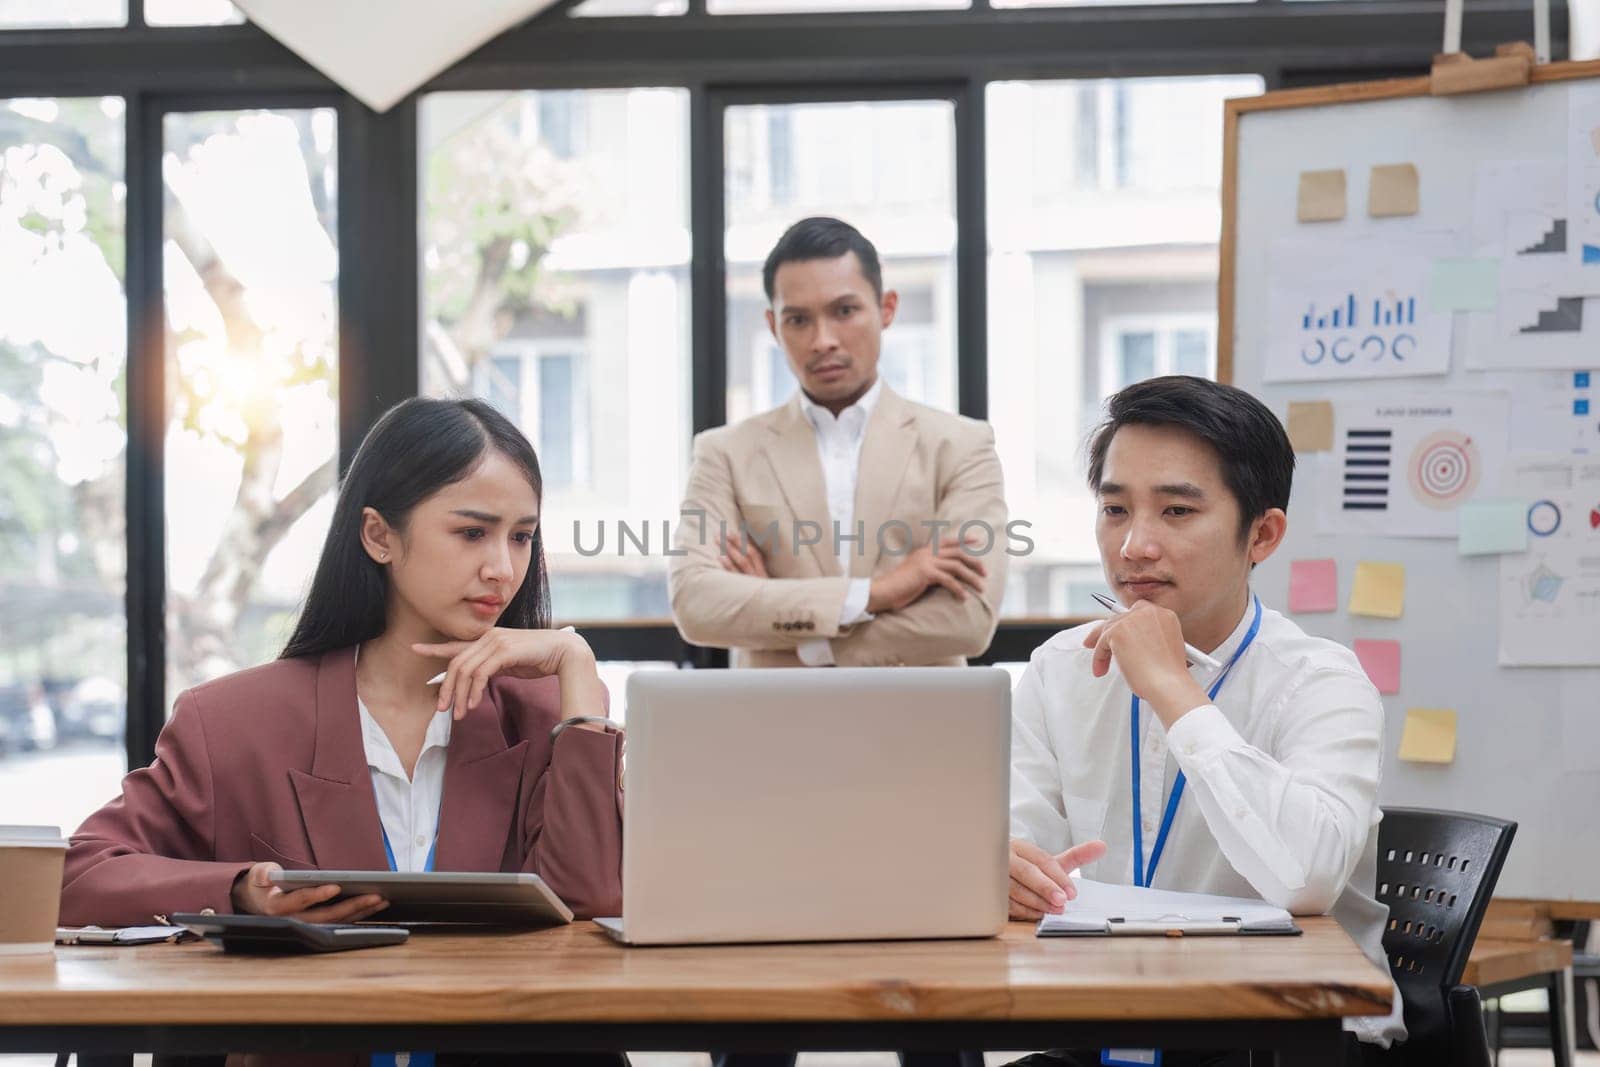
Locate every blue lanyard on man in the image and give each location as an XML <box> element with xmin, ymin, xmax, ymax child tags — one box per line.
<box><xmin>1130</xmin><ymin>594</ymin><xmax>1262</xmax><ymax>889</ymax></box>
<box><xmin>373</xmin><ymin>822</ymin><xmax>437</xmax><ymax>1067</ymax></box>
<box><xmin>1104</xmin><ymin>596</ymin><xmax>1264</xmax><ymax>1067</ymax></box>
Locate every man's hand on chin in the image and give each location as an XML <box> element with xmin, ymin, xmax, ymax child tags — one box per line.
<box><xmin>1082</xmin><ymin>601</ymin><xmax>1212</xmax><ymax>728</ymax></box>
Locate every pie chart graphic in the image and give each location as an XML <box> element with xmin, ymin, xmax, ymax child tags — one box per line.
<box><xmin>1529</xmin><ymin>500</ymin><xmax>1562</xmax><ymax>537</ymax></box>
<box><xmin>1408</xmin><ymin>430</ymin><xmax>1481</xmax><ymax>509</ymax></box>
<box><xmin>1591</xmin><ymin>506</ymin><xmax>1600</xmax><ymax>530</ymax></box>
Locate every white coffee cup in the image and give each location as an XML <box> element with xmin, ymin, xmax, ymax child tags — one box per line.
<box><xmin>0</xmin><ymin>825</ymin><xmax>68</xmax><ymax>955</ymax></box>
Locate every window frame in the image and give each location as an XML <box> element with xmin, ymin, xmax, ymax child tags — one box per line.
<box><xmin>0</xmin><ymin>0</ymin><xmax>1569</xmax><ymax>764</ymax></box>
<box><xmin>1097</xmin><ymin>311</ymin><xmax>1218</xmax><ymax>398</ymax></box>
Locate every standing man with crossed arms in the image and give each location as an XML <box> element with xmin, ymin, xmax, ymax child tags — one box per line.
<box><xmin>670</xmin><ymin>216</ymin><xmax>1009</xmax><ymax>669</ymax></box>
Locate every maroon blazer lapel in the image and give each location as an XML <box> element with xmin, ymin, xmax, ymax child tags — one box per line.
<box><xmin>433</xmin><ymin>689</ymin><xmax>527</xmax><ymax>873</ymax></box>
<box><xmin>288</xmin><ymin>648</ymin><xmax>389</xmax><ymax>871</ymax></box>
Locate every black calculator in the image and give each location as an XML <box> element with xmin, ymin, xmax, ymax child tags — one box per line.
<box><xmin>171</xmin><ymin>913</ymin><xmax>409</xmax><ymax>954</ymax></box>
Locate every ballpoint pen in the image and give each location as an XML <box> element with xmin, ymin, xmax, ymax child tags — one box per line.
<box><xmin>1089</xmin><ymin>592</ymin><xmax>1223</xmax><ymax>672</ymax></box>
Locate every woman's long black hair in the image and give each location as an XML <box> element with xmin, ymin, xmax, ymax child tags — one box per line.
<box><xmin>281</xmin><ymin>397</ymin><xmax>551</xmax><ymax>659</ymax></box>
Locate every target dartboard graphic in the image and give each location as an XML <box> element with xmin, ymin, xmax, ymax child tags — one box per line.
<box><xmin>1408</xmin><ymin>430</ymin><xmax>1481</xmax><ymax>509</ymax></box>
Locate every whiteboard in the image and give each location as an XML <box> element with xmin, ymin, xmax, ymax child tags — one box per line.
<box><xmin>1224</xmin><ymin>68</ymin><xmax>1600</xmax><ymax>901</ymax></box>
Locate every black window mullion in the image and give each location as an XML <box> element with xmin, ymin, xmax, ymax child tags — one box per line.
<box><xmin>338</xmin><ymin>96</ymin><xmax>421</xmax><ymax>471</ymax></box>
<box><xmin>691</xmin><ymin>83</ymin><xmax>725</xmax><ymax>436</ymax></box>
<box><xmin>955</xmin><ymin>74</ymin><xmax>986</xmax><ymax>420</ymax></box>
<box><xmin>124</xmin><ymin>91</ymin><xmax>167</xmax><ymax>770</ymax></box>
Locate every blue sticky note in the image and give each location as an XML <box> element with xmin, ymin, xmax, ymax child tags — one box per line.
<box><xmin>1459</xmin><ymin>499</ymin><xmax>1530</xmax><ymax>556</ymax></box>
<box><xmin>1428</xmin><ymin>259</ymin><xmax>1499</xmax><ymax>312</ymax></box>
<box><xmin>1585</xmin><ymin>244</ymin><xmax>1600</xmax><ymax>265</ymax></box>
<box><xmin>1578</xmin><ymin>372</ymin><xmax>1592</xmax><ymax>389</ymax></box>
<box><xmin>1579</xmin><ymin>399</ymin><xmax>1592</xmax><ymax>416</ymax></box>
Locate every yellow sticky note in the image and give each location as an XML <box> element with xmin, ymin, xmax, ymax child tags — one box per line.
<box><xmin>1368</xmin><ymin>163</ymin><xmax>1420</xmax><ymax>218</ymax></box>
<box><xmin>1286</xmin><ymin>400</ymin><xmax>1335</xmax><ymax>453</ymax></box>
<box><xmin>1298</xmin><ymin>169</ymin><xmax>1346</xmax><ymax>223</ymax></box>
<box><xmin>1398</xmin><ymin>708</ymin><xmax>1457</xmax><ymax>764</ymax></box>
<box><xmin>1349</xmin><ymin>561</ymin><xmax>1405</xmax><ymax>618</ymax></box>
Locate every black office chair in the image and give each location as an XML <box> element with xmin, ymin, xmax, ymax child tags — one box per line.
<box><xmin>1371</xmin><ymin>807</ymin><xmax>1517</xmax><ymax>1067</ymax></box>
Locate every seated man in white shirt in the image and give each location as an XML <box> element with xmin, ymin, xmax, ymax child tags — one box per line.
<box><xmin>1006</xmin><ymin>375</ymin><xmax>1404</xmax><ymax>1067</ymax></box>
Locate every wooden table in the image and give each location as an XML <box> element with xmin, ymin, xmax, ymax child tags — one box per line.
<box><xmin>1462</xmin><ymin>898</ymin><xmax>1598</xmax><ymax>1067</ymax></box>
<box><xmin>0</xmin><ymin>920</ymin><xmax>1391</xmax><ymax>1065</ymax></box>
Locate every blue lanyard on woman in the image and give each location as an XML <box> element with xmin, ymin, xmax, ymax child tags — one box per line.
<box><xmin>1129</xmin><ymin>595</ymin><xmax>1262</xmax><ymax>889</ymax></box>
<box><xmin>373</xmin><ymin>822</ymin><xmax>437</xmax><ymax>1067</ymax></box>
<box><xmin>380</xmin><ymin>824</ymin><xmax>438</xmax><ymax>875</ymax></box>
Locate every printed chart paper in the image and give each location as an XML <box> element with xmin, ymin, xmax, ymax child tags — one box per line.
<box><xmin>1265</xmin><ymin>236</ymin><xmax>1456</xmax><ymax>383</ymax></box>
<box><xmin>1498</xmin><ymin>455</ymin><xmax>1600</xmax><ymax>666</ymax></box>
<box><xmin>1570</xmin><ymin>83</ymin><xmax>1600</xmax><ymax>277</ymax></box>
<box><xmin>1322</xmin><ymin>391</ymin><xmax>1510</xmax><ymax>538</ymax></box>
<box><xmin>1466</xmin><ymin>159</ymin><xmax>1600</xmax><ymax>370</ymax></box>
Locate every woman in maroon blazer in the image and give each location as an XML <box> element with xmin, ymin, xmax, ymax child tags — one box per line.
<box><xmin>61</xmin><ymin>397</ymin><xmax>624</xmax><ymax>939</ymax></box>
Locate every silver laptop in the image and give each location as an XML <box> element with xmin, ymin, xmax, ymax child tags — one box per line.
<box><xmin>595</xmin><ymin>666</ymin><xmax>1011</xmax><ymax>945</ymax></box>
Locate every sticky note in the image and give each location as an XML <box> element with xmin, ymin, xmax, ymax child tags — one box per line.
<box><xmin>1398</xmin><ymin>708</ymin><xmax>1457</xmax><ymax>764</ymax></box>
<box><xmin>1297</xmin><ymin>169</ymin><xmax>1346</xmax><ymax>223</ymax></box>
<box><xmin>1349</xmin><ymin>561</ymin><xmax>1405</xmax><ymax>618</ymax></box>
<box><xmin>1289</xmin><ymin>559</ymin><xmax>1338</xmax><ymax>614</ymax></box>
<box><xmin>1286</xmin><ymin>400</ymin><xmax>1335</xmax><ymax>453</ymax></box>
<box><xmin>1428</xmin><ymin>258</ymin><xmax>1499</xmax><ymax>312</ymax></box>
<box><xmin>1368</xmin><ymin>163</ymin><xmax>1420</xmax><ymax>218</ymax></box>
<box><xmin>1458</xmin><ymin>499</ymin><xmax>1529</xmax><ymax>555</ymax></box>
<box><xmin>1353</xmin><ymin>639</ymin><xmax>1401</xmax><ymax>694</ymax></box>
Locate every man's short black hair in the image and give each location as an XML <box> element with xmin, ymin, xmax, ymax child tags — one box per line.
<box><xmin>1086</xmin><ymin>375</ymin><xmax>1295</xmax><ymax>539</ymax></box>
<box><xmin>762</xmin><ymin>216</ymin><xmax>884</xmax><ymax>303</ymax></box>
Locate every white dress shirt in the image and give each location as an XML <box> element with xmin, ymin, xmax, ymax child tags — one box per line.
<box><xmin>794</xmin><ymin>376</ymin><xmax>882</xmax><ymax>666</ymax></box>
<box><xmin>357</xmin><ymin>695</ymin><xmax>451</xmax><ymax>873</ymax></box>
<box><xmin>1010</xmin><ymin>597</ymin><xmax>1405</xmax><ymax>1047</ymax></box>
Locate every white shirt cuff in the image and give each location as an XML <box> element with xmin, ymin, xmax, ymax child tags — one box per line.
<box><xmin>1164</xmin><ymin>703</ymin><xmax>1240</xmax><ymax>767</ymax></box>
<box><xmin>839</xmin><ymin>578</ymin><xmax>874</xmax><ymax>626</ymax></box>
<box><xmin>796</xmin><ymin>639</ymin><xmax>836</xmax><ymax>667</ymax></box>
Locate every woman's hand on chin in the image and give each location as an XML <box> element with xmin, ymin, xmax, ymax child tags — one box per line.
<box><xmin>414</xmin><ymin>628</ymin><xmax>598</xmax><ymax>719</ymax></box>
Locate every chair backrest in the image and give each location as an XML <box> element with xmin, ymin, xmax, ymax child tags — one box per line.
<box><xmin>1376</xmin><ymin>807</ymin><xmax>1516</xmax><ymax>1053</ymax></box>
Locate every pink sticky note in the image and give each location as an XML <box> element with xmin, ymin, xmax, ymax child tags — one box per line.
<box><xmin>1289</xmin><ymin>559</ymin><xmax>1338</xmax><ymax>613</ymax></box>
<box><xmin>1354</xmin><ymin>639</ymin><xmax>1401</xmax><ymax>695</ymax></box>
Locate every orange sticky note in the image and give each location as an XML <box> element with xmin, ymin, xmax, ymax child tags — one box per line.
<box><xmin>1289</xmin><ymin>559</ymin><xmax>1338</xmax><ymax>614</ymax></box>
<box><xmin>1353</xmin><ymin>639</ymin><xmax>1401</xmax><ymax>694</ymax></box>
<box><xmin>1298</xmin><ymin>169</ymin><xmax>1346</xmax><ymax>223</ymax></box>
<box><xmin>1349</xmin><ymin>562</ymin><xmax>1405</xmax><ymax>619</ymax></box>
<box><xmin>1368</xmin><ymin>163</ymin><xmax>1419</xmax><ymax>218</ymax></box>
<box><xmin>1286</xmin><ymin>401</ymin><xmax>1335</xmax><ymax>453</ymax></box>
<box><xmin>1398</xmin><ymin>709</ymin><xmax>1456</xmax><ymax>764</ymax></box>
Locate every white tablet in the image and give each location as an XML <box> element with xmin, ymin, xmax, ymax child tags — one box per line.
<box><xmin>268</xmin><ymin>870</ymin><xmax>574</xmax><ymax>926</ymax></box>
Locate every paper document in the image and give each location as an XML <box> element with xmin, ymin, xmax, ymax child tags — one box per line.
<box><xmin>56</xmin><ymin>925</ymin><xmax>192</xmax><ymax>945</ymax></box>
<box><xmin>1035</xmin><ymin>879</ymin><xmax>1296</xmax><ymax>935</ymax></box>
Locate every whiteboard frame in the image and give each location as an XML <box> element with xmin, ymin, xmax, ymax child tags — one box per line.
<box><xmin>1218</xmin><ymin>57</ymin><xmax>1600</xmax><ymax>386</ymax></box>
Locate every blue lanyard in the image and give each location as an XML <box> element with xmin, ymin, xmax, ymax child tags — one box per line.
<box><xmin>373</xmin><ymin>822</ymin><xmax>437</xmax><ymax>1067</ymax></box>
<box><xmin>380</xmin><ymin>823</ymin><xmax>438</xmax><ymax>874</ymax></box>
<box><xmin>1130</xmin><ymin>595</ymin><xmax>1262</xmax><ymax>888</ymax></box>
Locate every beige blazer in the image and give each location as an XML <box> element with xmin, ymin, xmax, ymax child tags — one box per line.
<box><xmin>669</xmin><ymin>384</ymin><xmax>1008</xmax><ymax>667</ymax></box>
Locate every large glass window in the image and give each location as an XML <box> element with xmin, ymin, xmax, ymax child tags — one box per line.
<box><xmin>144</xmin><ymin>0</ymin><xmax>245</xmax><ymax>25</ymax></box>
<box><xmin>986</xmin><ymin>74</ymin><xmax>1262</xmax><ymax>617</ymax></box>
<box><xmin>724</xmin><ymin>99</ymin><xmax>957</xmax><ymax>423</ymax></box>
<box><xmin>711</xmin><ymin>0</ymin><xmax>966</xmax><ymax>11</ymax></box>
<box><xmin>162</xmin><ymin>108</ymin><xmax>339</xmax><ymax>701</ymax></box>
<box><xmin>0</xmin><ymin>0</ymin><xmax>123</xmax><ymax>28</ymax></box>
<box><xmin>571</xmin><ymin>0</ymin><xmax>688</xmax><ymax>13</ymax></box>
<box><xmin>421</xmin><ymin>89</ymin><xmax>692</xmax><ymax>623</ymax></box>
<box><xmin>0</xmin><ymin>97</ymin><xmax>127</xmax><ymax>833</ymax></box>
